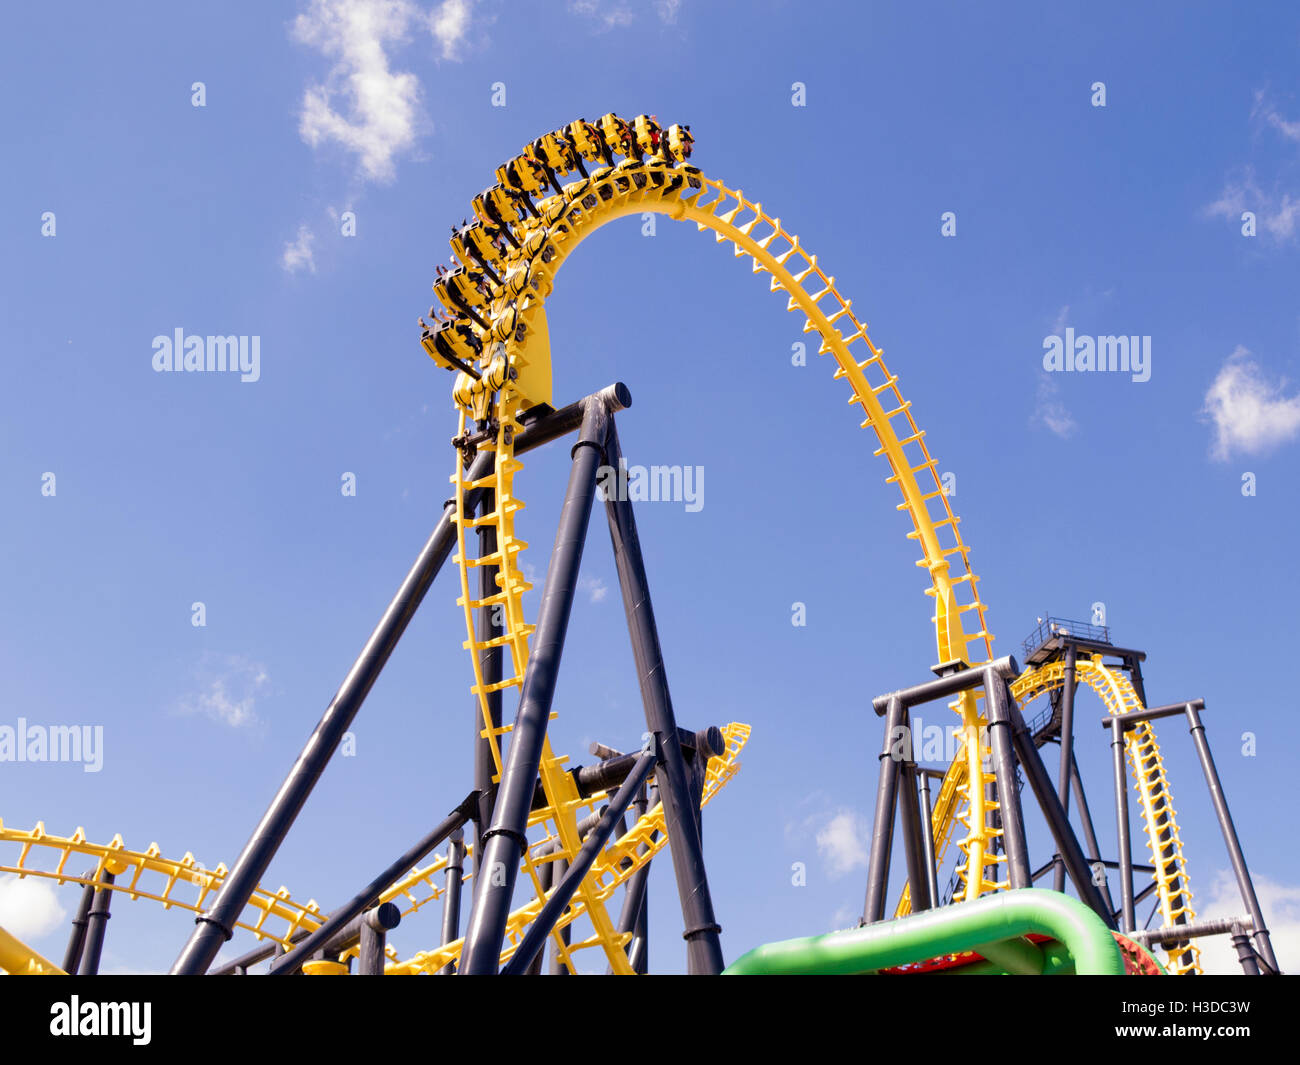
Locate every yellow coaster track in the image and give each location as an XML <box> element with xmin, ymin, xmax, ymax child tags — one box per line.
<box><xmin>1</xmin><ymin>115</ymin><xmax>1199</xmax><ymax>976</ymax></box>
<box><xmin>0</xmin><ymin>724</ymin><xmax>744</xmax><ymax>975</ymax></box>
<box><xmin>1012</xmin><ymin>659</ymin><xmax>1200</xmax><ymax>974</ymax></box>
<box><xmin>425</xmin><ymin>113</ymin><xmax>1197</xmax><ymax>969</ymax></box>
<box><xmin>426</xmin><ymin>112</ymin><xmax>1004</xmax><ymax>958</ymax></box>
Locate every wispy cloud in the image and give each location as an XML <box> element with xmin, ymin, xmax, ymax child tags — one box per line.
<box><xmin>656</xmin><ymin>0</ymin><xmax>682</xmax><ymax>23</ymax></box>
<box><xmin>568</xmin><ymin>0</ymin><xmax>677</xmax><ymax>30</ymax></box>
<box><xmin>282</xmin><ymin>224</ymin><xmax>317</xmax><ymax>274</ymax></box>
<box><xmin>1202</xmin><ymin>346</ymin><xmax>1300</xmax><ymax>460</ymax></box>
<box><xmin>1204</xmin><ymin>91</ymin><xmax>1300</xmax><ymax>243</ymax></box>
<box><xmin>180</xmin><ymin>654</ymin><xmax>271</xmax><ymax>729</ymax></box>
<box><xmin>1193</xmin><ymin>869</ymin><xmax>1300</xmax><ymax>974</ymax></box>
<box><xmin>1032</xmin><ymin>377</ymin><xmax>1077</xmax><ymax>439</ymax></box>
<box><xmin>579</xmin><ymin>575</ymin><xmax>609</xmax><ymax>603</ymax></box>
<box><xmin>0</xmin><ymin>875</ymin><xmax>67</xmax><ymax>942</ymax></box>
<box><xmin>1204</xmin><ymin>167</ymin><xmax>1300</xmax><ymax>242</ymax></box>
<box><xmin>1032</xmin><ymin>305</ymin><xmax>1078</xmax><ymax>438</ymax></box>
<box><xmin>1050</xmin><ymin>304</ymin><xmax>1069</xmax><ymax>335</ymax></box>
<box><xmin>1251</xmin><ymin>89</ymin><xmax>1300</xmax><ymax>143</ymax></box>
<box><xmin>829</xmin><ymin>902</ymin><xmax>859</xmax><ymax>931</ymax></box>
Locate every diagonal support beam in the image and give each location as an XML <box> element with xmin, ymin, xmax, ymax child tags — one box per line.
<box><xmin>603</xmin><ymin>420</ymin><xmax>725</xmax><ymax>974</ymax></box>
<box><xmin>269</xmin><ymin>795</ymin><xmax>474</xmax><ymax>975</ymax></box>
<box><xmin>458</xmin><ymin>396</ymin><xmax>610</xmax><ymax>973</ymax></box>
<box><xmin>502</xmin><ymin>749</ymin><xmax>657</xmax><ymax>974</ymax></box>
<box><xmin>171</xmin><ymin>451</ymin><xmax>495</xmax><ymax>975</ymax></box>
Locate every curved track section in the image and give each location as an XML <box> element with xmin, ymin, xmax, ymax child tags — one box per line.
<box><xmin>429</xmin><ymin>115</ymin><xmax>1002</xmax><ymax>936</ymax></box>
<box><xmin>1011</xmin><ymin>658</ymin><xmax>1199</xmax><ymax>974</ymax></box>
<box><xmin>893</xmin><ymin>656</ymin><xmax>1200</xmax><ymax>974</ymax></box>
<box><xmin>0</xmin><ymin>819</ymin><xmax>334</xmax><ymax>949</ymax></box>
<box><xmin>0</xmin><ymin>721</ymin><xmax>743</xmax><ymax>975</ymax></box>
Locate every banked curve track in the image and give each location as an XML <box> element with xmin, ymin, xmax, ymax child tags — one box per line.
<box><xmin>430</xmin><ymin>113</ymin><xmax>1197</xmax><ymax>972</ymax></box>
<box><xmin>0</xmin><ymin>115</ymin><xmax>1195</xmax><ymax>976</ymax></box>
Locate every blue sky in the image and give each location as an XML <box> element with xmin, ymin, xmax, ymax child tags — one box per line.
<box><xmin>2</xmin><ymin>0</ymin><xmax>1299</xmax><ymax>975</ymax></box>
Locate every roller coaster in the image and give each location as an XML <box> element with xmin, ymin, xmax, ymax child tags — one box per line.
<box><xmin>0</xmin><ymin>114</ymin><xmax>1280</xmax><ymax>977</ymax></box>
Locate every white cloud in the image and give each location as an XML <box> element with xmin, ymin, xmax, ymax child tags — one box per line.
<box><xmin>0</xmin><ymin>875</ymin><xmax>67</xmax><ymax>942</ymax></box>
<box><xmin>1251</xmin><ymin>89</ymin><xmax>1300</xmax><ymax>144</ymax></box>
<box><xmin>1204</xmin><ymin>93</ymin><xmax>1300</xmax><ymax>242</ymax></box>
<box><xmin>1032</xmin><ymin>376</ymin><xmax>1076</xmax><ymax>439</ymax></box>
<box><xmin>568</xmin><ymin>0</ymin><xmax>635</xmax><ymax>30</ymax></box>
<box><xmin>815</xmin><ymin>809</ymin><xmax>870</xmax><ymax>877</ymax></box>
<box><xmin>181</xmin><ymin>655</ymin><xmax>271</xmax><ymax>729</ymax></box>
<box><xmin>1032</xmin><ymin>306</ymin><xmax>1077</xmax><ymax>438</ymax></box>
<box><xmin>656</xmin><ymin>0</ymin><xmax>682</xmax><ymax>23</ymax></box>
<box><xmin>429</xmin><ymin>0</ymin><xmax>471</xmax><ymax>58</ymax></box>
<box><xmin>292</xmin><ymin>0</ymin><xmax>425</xmax><ymax>183</ymax></box>
<box><xmin>1192</xmin><ymin>869</ymin><xmax>1300</xmax><ymax>975</ymax></box>
<box><xmin>1202</xmin><ymin>346</ymin><xmax>1300</xmax><ymax>460</ymax></box>
<box><xmin>282</xmin><ymin>224</ymin><xmax>317</xmax><ymax>274</ymax></box>
<box><xmin>1204</xmin><ymin>168</ymin><xmax>1300</xmax><ymax>242</ymax></box>
<box><xmin>579</xmin><ymin>575</ymin><xmax>609</xmax><ymax>603</ymax></box>
<box><xmin>1051</xmin><ymin>304</ymin><xmax>1070</xmax><ymax>336</ymax></box>
<box><xmin>829</xmin><ymin>902</ymin><xmax>859</xmax><ymax>930</ymax></box>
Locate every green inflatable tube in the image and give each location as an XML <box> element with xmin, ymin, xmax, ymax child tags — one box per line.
<box><xmin>724</xmin><ymin>888</ymin><xmax>1128</xmax><ymax>975</ymax></box>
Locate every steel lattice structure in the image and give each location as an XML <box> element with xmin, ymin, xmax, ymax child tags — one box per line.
<box><xmin>0</xmin><ymin>114</ymin><xmax>1279</xmax><ymax>978</ymax></box>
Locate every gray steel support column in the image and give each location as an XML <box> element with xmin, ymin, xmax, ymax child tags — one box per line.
<box><xmin>603</xmin><ymin>422</ymin><xmax>724</xmax><ymax>975</ymax></box>
<box><xmin>357</xmin><ymin>904</ymin><xmax>401</xmax><ymax>975</ymax></box>
<box><xmin>62</xmin><ymin>874</ymin><xmax>96</xmax><ymax>975</ymax></box>
<box><xmin>77</xmin><ymin>870</ymin><xmax>115</xmax><ymax>976</ymax></box>
<box><xmin>437</xmin><ymin>830</ymin><xmax>466</xmax><ymax>975</ymax></box>
<box><xmin>916</xmin><ymin>772</ymin><xmax>940</xmax><ymax>910</ymax></box>
<box><xmin>628</xmin><ymin>895</ymin><xmax>648</xmax><ymax>974</ymax></box>
<box><xmin>1010</xmin><ymin>704</ymin><xmax>1114</xmax><ymax>925</ymax></box>
<box><xmin>502</xmin><ymin>750</ymin><xmax>656</xmax><ymax>975</ymax></box>
<box><xmin>1108</xmin><ymin>718</ymin><xmax>1136</xmax><ymax>932</ymax></box>
<box><xmin>1183</xmin><ymin>702</ymin><xmax>1279</xmax><ymax>973</ymax></box>
<box><xmin>1125</xmin><ymin>653</ymin><xmax>1150</xmax><ymax>707</ymax></box>
<box><xmin>171</xmin><ymin>451</ymin><xmax>493</xmax><ymax>975</ymax></box>
<box><xmin>897</xmin><ymin>760</ymin><xmax>933</xmax><ymax>911</ymax></box>
<box><xmin>1069</xmin><ymin>750</ymin><xmax>1115</xmax><ymax>916</ymax></box>
<box><xmin>459</xmin><ymin>398</ymin><xmax>609</xmax><ymax>974</ymax></box>
<box><xmin>473</xmin><ymin>489</ymin><xmax>504</xmax><ymax>881</ymax></box>
<box><xmin>984</xmin><ymin>673</ymin><xmax>1031</xmax><ymax>890</ymax></box>
<box><xmin>547</xmin><ymin>857</ymin><xmax>571</xmax><ymax>975</ymax></box>
<box><xmin>269</xmin><ymin>798</ymin><xmax>473</xmax><ymax>974</ymax></box>
<box><xmin>1054</xmin><ymin>642</ymin><xmax>1078</xmax><ymax>892</ymax></box>
<box><xmin>863</xmin><ymin>696</ymin><xmax>905</xmax><ymax>923</ymax></box>
<box><xmin>524</xmin><ymin>861</ymin><xmax>552</xmax><ymax>976</ymax></box>
<box><xmin>610</xmin><ymin>782</ymin><xmax>655</xmax><ymax>974</ymax></box>
<box><xmin>1231</xmin><ymin>923</ymin><xmax>1262</xmax><ymax>976</ymax></box>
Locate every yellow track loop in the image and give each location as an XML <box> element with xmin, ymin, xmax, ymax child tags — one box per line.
<box><xmin>894</xmin><ymin>657</ymin><xmax>1200</xmax><ymax>974</ymax></box>
<box><xmin>443</xmin><ymin>136</ymin><xmax>1002</xmax><ymax>937</ymax></box>
<box><xmin>1011</xmin><ymin>658</ymin><xmax>1200</xmax><ymax>974</ymax></box>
